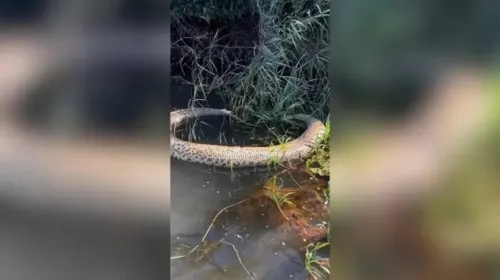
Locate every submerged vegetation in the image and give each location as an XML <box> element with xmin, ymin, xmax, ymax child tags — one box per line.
<box><xmin>171</xmin><ymin>170</ymin><xmax>330</xmax><ymax>279</ymax></box>
<box><xmin>172</xmin><ymin>0</ymin><xmax>330</xmax><ymax>277</ymax></box>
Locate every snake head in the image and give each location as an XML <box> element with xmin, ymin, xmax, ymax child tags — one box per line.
<box><xmin>221</xmin><ymin>109</ymin><xmax>232</xmax><ymax>115</ymax></box>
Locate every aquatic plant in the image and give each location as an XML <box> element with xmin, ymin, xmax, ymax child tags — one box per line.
<box><xmin>237</xmin><ymin>174</ymin><xmax>329</xmax><ymax>241</ymax></box>
<box><xmin>266</xmin><ymin>134</ymin><xmax>294</xmax><ymax>169</ymax></box>
<box><xmin>240</xmin><ymin>174</ymin><xmax>330</xmax><ymax>279</ymax></box>
<box><xmin>305</xmin><ymin>241</ymin><xmax>330</xmax><ymax>280</ymax></box>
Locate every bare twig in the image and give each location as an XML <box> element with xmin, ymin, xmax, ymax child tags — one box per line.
<box><xmin>171</xmin><ymin>198</ymin><xmax>259</xmax><ymax>278</ymax></box>
<box><xmin>221</xmin><ymin>239</ymin><xmax>259</xmax><ymax>280</ymax></box>
<box><xmin>173</xmin><ymin>198</ymin><xmax>250</xmax><ymax>259</ymax></box>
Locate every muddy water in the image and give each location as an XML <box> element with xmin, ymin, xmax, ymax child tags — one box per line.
<box><xmin>171</xmin><ymin>163</ymin><xmax>313</xmax><ymax>279</ymax></box>
<box><xmin>170</xmin><ymin>113</ymin><xmax>314</xmax><ymax>279</ymax></box>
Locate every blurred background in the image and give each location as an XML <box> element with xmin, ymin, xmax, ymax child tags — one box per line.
<box><xmin>0</xmin><ymin>0</ymin><xmax>170</xmax><ymax>279</ymax></box>
<box><xmin>329</xmin><ymin>0</ymin><xmax>500</xmax><ymax>279</ymax></box>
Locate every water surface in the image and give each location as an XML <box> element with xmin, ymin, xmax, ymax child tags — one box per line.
<box><xmin>170</xmin><ymin>115</ymin><xmax>315</xmax><ymax>280</ymax></box>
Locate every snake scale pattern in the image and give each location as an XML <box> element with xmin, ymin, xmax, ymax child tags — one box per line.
<box><xmin>170</xmin><ymin>108</ymin><xmax>326</xmax><ymax>167</ymax></box>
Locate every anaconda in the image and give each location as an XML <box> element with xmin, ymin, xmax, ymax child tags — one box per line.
<box><xmin>170</xmin><ymin>108</ymin><xmax>326</xmax><ymax>167</ymax></box>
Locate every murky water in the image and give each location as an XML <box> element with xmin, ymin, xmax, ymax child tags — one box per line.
<box><xmin>171</xmin><ymin>163</ymin><xmax>314</xmax><ymax>279</ymax></box>
<box><xmin>170</xmin><ymin>114</ymin><xmax>319</xmax><ymax>279</ymax></box>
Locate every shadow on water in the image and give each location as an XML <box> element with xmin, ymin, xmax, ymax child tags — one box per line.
<box><xmin>171</xmin><ymin>89</ymin><xmax>328</xmax><ymax>279</ymax></box>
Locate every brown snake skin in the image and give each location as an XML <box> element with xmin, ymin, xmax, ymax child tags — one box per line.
<box><xmin>170</xmin><ymin>108</ymin><xmax>326</xmax><ymax>167</ymax></box>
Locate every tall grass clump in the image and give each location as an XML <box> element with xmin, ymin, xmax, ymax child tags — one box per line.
<box><xmin>172</xmin><ymin>0</ymin><xmax>330</xmax><ymax>126</ymax></box>
<box><xmin>172</xmin><ymin>0</ymin><xmax>331</xmax><ymax>179</ymax></box>
<box><xmin>222</xmin><ymin>0</ymin><xmax>330</xmax><ymax>125</ymax></box>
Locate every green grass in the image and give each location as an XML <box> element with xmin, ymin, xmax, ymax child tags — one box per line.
<box><xmin>305</xmin><ymin>241</ymin><xmax>330</xmax><ymax>279</ymax></box>
<box><xmin>266</xmin><ymin>133</ymin><xmax>293</xmax><ymax>169</ymax></box>
<box><xmin>221</xmin><ymin>0</ymin><xmax>330</xmax><ymax>125</ymax></box>
<box><xmin>172</xmin><ymin>0</ymin><xmax>330</xmax><ymax>125</ymax></box>
<box><xmin>306</xmin><ymin>117</ymin><xmax>330</xmax><ymax>176</ymax></box>
<box><xmin>265</xmin><ymin>175</ymin><xmax>296</xmax><ymax>219</ymax></box>
<box><xmin>305</xmin><ymin>222</ymin><xmax>330</xmax><ymax>280</ymax></box>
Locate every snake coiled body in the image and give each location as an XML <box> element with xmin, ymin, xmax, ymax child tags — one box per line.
<box><xmin>170</xmin><ymin>108</ymin><xmax>326</xmax><ymax>167</ymax></box>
